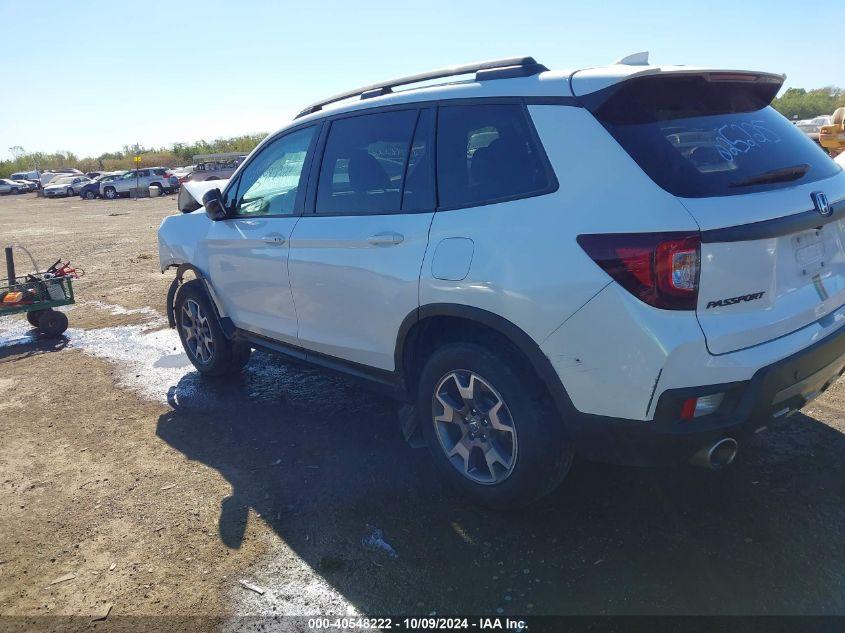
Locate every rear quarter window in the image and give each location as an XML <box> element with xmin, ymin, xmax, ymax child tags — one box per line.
<box><xmin>436</xmin><ymin>103</ymin><xmax>555</xmax><ymax>209</ymax></box>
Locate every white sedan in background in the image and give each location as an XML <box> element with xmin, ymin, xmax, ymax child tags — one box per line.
<box><xmin>0</xmin><ymin>179</ymin><xmax>30</xmax><ymax>194</ymax></box>
<box><xmin>43</xmin><ymin>175</ymin><xmax>93</xmax><ymax>198</ymax></box>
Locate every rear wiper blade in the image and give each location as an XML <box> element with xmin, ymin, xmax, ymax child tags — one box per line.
<box><xmin>729</xmin><ymin>164</ymin><xmax>810</xmax><ymax>188</ymax></box>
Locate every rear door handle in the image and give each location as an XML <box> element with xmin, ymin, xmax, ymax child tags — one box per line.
<box><xmin>367</xmin><ymin>231</ymin><xmax>404</xmax><ymax>247</ymax></box>
<box><xmin>263</xmin><ymin>232</ymin><xmax>287</xmax><ymax>245</ymax></box>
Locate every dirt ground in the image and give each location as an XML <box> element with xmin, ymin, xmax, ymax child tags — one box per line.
<box><xmin>1</xmin><ymin>191</ymin><xmax>845</xmax><ymax>629</ymax></box>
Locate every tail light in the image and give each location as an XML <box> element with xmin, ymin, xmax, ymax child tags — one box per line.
<box><xmin>577</xmin><ymin>232</ymin><xmax>701</xmax><ymax>310</ymax></box>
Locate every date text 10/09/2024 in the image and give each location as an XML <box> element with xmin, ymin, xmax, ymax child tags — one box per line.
<box><xmin>307</xmin><ymin>617</ymin><xmax>528</xmax><ymax>630</ymax></box>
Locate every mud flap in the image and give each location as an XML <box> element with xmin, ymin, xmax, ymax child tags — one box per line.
<box><xmin>399</xmin><ymin>404</ymin><xmax>425</xmax><ymax>449</ymax></box>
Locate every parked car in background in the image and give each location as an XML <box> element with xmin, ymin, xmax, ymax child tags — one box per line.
<box><xmin>184</xmin><ymin>153</ymin><xmax>245</xmax><ymax>182</ymax></box>
<box><xmin>796</xmin><ymin>115</ymin><xmax>832</xmax><ymax>143</ymax></box>
<box><xmin>10</xmin><ymin>170</ymin><xmax>40</xmax><ymax>183</ymax></box>
<box><xmin>170</xmin><ymin>165</ymin><xmax>195</xmax><ymax>183</ymax></box>
<box><xmin>14</xmin><ymin>179</ymin><xmax>38</xmax><ymax>192</ymax></box>
<box><xmin>100</xmin><ymin>168</ymin><xmax>178</xmax><ymax>199</ymax></box>
<box><xmin>43</xmin><ymin>175</ymin><xmax>93</xmax><ymax>197</ymax></box>
<box><xmin>78</xmin><ymin>171</ymin><xmax>125</xmax><ymax>200</ymax></box>
<box><xmin>39</xmin><ymin>169</ymin><xmax>83</xmax><ymax>187</ymax></box>
<box><xmin>0</xmin><ymin>179</ymin><xmax>30</xmax><ymax>194</ymax></box>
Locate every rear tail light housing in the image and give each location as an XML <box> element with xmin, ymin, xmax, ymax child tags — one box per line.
<box><xmin>577</xmin><ymin>232</ymin><xmax>701</xmax><ymax>310</ymax></box>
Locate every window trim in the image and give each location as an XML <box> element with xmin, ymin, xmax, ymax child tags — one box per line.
<box><xmin>401</xmin><ymin>107</ymin><xmax>436</xmax><ymax>212</ymax></box>
<box><xmin>224</xmin><ymin>122</ymin><xmax>322</xmax><ymax>219</ymax></box>
<box><xmin>297</xmin><ymin>96</ymin><xmax>558</xmax><ymax>218</ymax></box>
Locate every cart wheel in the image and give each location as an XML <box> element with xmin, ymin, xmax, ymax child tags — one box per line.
<box><xmin>27</xmin><ymin>310</ymin><xmax>46</xmax><ymax>327</ymax></box>
<box><xmin>38</xmin><ymin>310</ymin><xmax>69</xmax><ymax>337</ymax></box>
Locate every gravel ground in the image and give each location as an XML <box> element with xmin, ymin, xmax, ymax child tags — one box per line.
<box><xmin>1</xmin><ymin>191</ymin><xmax>844</xmax><ymax>627</ymax></box>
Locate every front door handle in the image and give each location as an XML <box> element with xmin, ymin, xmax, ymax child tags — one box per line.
<box><xmin>367</xmin><ymin>231</ymin><xmax>404</xmax><ymax>247</ymax></box>
<box><xmin>263</xmin><ymin>232</ymin><xmax>287</xmax><ymax>245</ymax></box>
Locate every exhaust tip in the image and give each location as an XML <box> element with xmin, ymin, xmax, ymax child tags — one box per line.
<box><xmin>691</xmin><ymin>438</ymin><xmax>738</xmax><ymax>470</ymax></box>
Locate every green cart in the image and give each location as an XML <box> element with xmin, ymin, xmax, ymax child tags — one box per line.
<box><xmin>1</xmin><ymin>246</ymin><xmax>75</xmax><ymax>337</ymax></box>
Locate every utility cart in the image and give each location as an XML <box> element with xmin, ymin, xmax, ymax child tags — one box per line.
<box><xmin>0</xmin><ymin>246</ymin><xmax>78</xmax><ymax>337</ymax></box>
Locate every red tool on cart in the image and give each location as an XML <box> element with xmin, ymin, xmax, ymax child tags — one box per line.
<box><xmin>0</xmin><ymin>245</ymin><xmax>82</xmax><ymax>337</ymax></box>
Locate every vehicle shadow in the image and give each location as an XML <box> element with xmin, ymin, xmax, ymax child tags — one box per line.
<box><xmin>156</xmin><ymin>350</ymin><xmax>845</xmax><ymax>615</ymax></box>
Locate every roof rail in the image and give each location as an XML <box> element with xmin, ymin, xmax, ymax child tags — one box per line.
<box><xmin>295</xmin><ymin>56</ymin><xmax>547</xmax><ymax>118</ymax></box>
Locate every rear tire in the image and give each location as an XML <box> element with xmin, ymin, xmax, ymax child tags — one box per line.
<box><xmin>38</xmin><ymin>310</ymin><xmax>69</xmax><ymax>337</ymax></box>
<box><xmin>175</xmin><ymin>279</ymin><xmax>251</xmax><ymax>376</ymax></box>
<box><xmin>417</xmin><ymin>342</ymin><xmax>573</xmax><ymax>509</ymax></box>
<box><xmin>10</xmin><ymin>187</ymin><xmax>19</xmax><ymax>194</ymax></box>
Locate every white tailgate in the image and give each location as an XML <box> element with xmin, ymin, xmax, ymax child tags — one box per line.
<box><xmin>686</xmin><ymin>173</ymin><xmax>845</xmax><ymax>354</ymax></box>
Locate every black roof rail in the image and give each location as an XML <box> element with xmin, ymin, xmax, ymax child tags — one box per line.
<box><xmin>295</xmin><ymin>56</ymin><xmax>547</xmax><ymax>118</ymax></box>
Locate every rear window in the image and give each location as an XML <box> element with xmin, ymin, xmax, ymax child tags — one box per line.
<box><xmin>593</xmin><ymin>76</ymin><xmax>841</xmax><ymax>198</ymax></box>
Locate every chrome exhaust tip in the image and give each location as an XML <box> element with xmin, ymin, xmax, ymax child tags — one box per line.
<box><xmin>690</xmin><ymin>438</ymin><xmax>738</xmax><ymax>470</ymax></box>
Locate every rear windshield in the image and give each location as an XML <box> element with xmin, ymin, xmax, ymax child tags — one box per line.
<box><xmin>592</xmin><ymin>75</ymin><xmax>841</xmax><ymax>198</ymax></box>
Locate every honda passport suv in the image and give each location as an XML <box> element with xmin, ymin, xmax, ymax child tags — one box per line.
<box><xmin>158</xmin><ymin>54</ymin><xmax>845</xmax><ymax>508</ymax></box>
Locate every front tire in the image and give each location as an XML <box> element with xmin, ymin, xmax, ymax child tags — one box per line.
<box><xmin>417</xmin><ymin>342</ymin><xmax>573</xmax><ymax>509</ymax></box>
<box><xmin>10</xmin><ymin>187</ymin><xmax>19</xmax><ymax>194</ymax></box>
<box><xmin>175</xmin><ymin>279</ymin><xmax>251</xmax><ymax>376</ymax></box>
<box><xmin>84</xmin><ymin>190</ymin><xmax>96</xmax><ymax>200</ymax></box>
<box><xmin>66</xmin><ymin>187</ymin><xmax>73</xmax><ymax>197</ymax></box>
<box><xmin>103</xmin><ymin>187</ymin><xmax>117</xmax><ymax>200</ymax></box>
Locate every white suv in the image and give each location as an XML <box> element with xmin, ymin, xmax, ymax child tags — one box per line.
<box><xmin>158</xmin><ymin>55</ymin><xmax>845</xmax><ymax>508</ymax></box>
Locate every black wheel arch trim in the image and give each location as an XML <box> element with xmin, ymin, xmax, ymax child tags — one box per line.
<box><xmin>395</xmin><ymin>303</ymin><xmax>575</xmax><ymax>421</ymax></box>
<box><xmin>166</xmin><ymin>263</ymin><xmax>235</xmax><ymax>338</ymax></box>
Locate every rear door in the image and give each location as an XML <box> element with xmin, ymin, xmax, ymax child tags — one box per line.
<box><xmin>288</xmin><ymin>108</ymin><xmax>436</xmax><ymax>370</ymax></box>
<box><xmin>593</xmin><ymin>74</ymin><xmax>845</xmax><ymax>354</ymax></box>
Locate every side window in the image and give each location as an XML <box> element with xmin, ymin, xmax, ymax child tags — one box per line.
<box><xmin>401</xmin><ymin>108</ymin><xmax>435</xmax><ymax>211</ymax></box>
<box><xmin>234</xmin><ymin>126</ymin><xmax>317</xmax><ymax>217</ymax></box>
<box><xmin>316</xmin><ymin>109</ymin><xmax>417</xmax><ymax>214</ymax></box>
<box><xmin>436</xmin><ymin>103</ymin><xmax>552</xmax><ymax>209</ymax></box>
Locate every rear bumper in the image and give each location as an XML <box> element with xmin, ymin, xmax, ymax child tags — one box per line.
<box><xmin>566</xmin><ymin>319</ymin><xmax>845</xmax><ymax>466</ymax></box>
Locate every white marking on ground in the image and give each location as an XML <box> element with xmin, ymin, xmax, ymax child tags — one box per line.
<box><xmin>221</xmin><ymin>546</ymin><xmax>355</xmax><ymax>622</ymax></box>
<box><xmin>0</xmin><ymin>306</ymin><xmax>189</xmax><ymax>404</ymax></box>
<box><xmin>85</xmin><ymin>300</ymin><xmax>167</xmax><ymax>326</ymax></box>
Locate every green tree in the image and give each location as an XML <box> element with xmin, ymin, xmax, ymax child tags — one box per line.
<box><xmin>772</xmin><ymin>86</ymin><xmax>845</xmax><ymax>120</ymax></box>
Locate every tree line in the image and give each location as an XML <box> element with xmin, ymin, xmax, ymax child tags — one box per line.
<box><xmin>1</xmin><ymin>133</ymin><xmax>266</xmax><ymax>179</ymax></box>
<box><xmin>771</xmin><ymin>86</ymin><xmax>844</xmax><ymax>121</ymax></box>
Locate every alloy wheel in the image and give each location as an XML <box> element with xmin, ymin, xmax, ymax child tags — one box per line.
<box><xmin>180</xmin><ymin>299</ymin><xmax>214</xmax><ymax>364</ymax></box>
<box><xmin>432</xmin><ymin>370</ymin><xmax>518</xmax><ymax>485</ymax></box>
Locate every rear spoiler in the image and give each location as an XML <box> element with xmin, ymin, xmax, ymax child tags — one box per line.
<box><xmin>570</xmin><ymin>65</ymin><xmax>785</xmax><ymax>98</ymax></box>
<box><xmin>579</xmin><ymin>70</ymin><xmax>786</xmax><ymax>123</ymax></box>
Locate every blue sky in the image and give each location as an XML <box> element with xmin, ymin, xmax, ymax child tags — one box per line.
<box><xmin>1</xmin><ymin>0</ymin><xmax>842</xmax><ymax>160</ymax></box>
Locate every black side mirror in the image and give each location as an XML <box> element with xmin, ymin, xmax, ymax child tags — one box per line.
<box><xmin>202</xmin><ymin>188</ymin><xmax>227</xmax><ymax>221</ymax></box>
